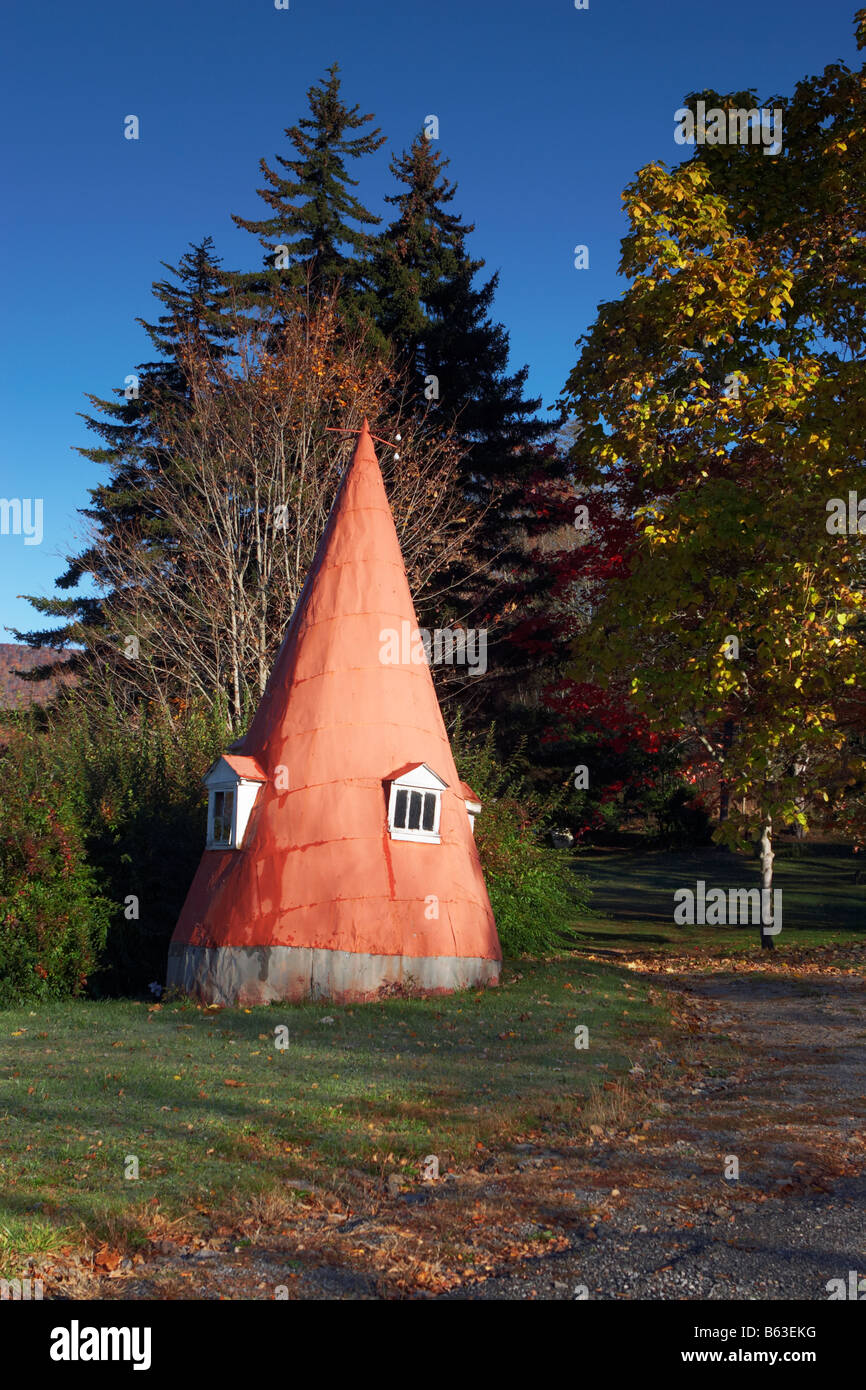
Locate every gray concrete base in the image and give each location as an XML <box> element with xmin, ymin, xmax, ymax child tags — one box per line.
<box><xmin>167</xmin><ymin>943</ymin><xmax>500</xmax><ymax>1006</ymax></box>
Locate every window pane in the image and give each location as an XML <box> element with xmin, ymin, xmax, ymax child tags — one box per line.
<box><xmin>407</xmin><ymin>790</ymin><xmax>423</xmax><ymax>830</ymax></box>
<box><xmin>212</xmin><ymin>789</ymin><xmax>234</xmax><ymax>844</ymax></box>
<box><xmin>393</xmin><ymin>788</ymin><xmax>408</xmax><ymax>828</ymax></box>
<box><xmin>421</xmin><ymin>792</ymin><xmax>436</xmax><ymax>832</ymax></box>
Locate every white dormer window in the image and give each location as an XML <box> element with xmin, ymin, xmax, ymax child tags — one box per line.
<box><xmin>385</xmin><ymin>763</ymin><xmax>447</xmax><ymax>843</ymax></box>
<box><xmin>204</xmin><ymin>755</ymin><xmax>267</xmax><ymax>850</ymax></box>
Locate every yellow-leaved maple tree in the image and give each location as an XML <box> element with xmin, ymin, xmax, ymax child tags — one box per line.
<box><xmin>561</xmin><ymin>14</ymin><xmax>866</xmax><ymax>944</ymax></box>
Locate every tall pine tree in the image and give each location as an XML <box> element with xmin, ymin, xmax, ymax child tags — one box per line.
<box><xmin>370</xmin><ymin>134</ymin><xmax>566</xmax><ymax>723</ymax></box>
<box><xmin>373</xmin><ymin>135</ymin><xmax>554</xmax><ymax>497</ymax></box>
<box><xmin>17</xmin><ymin>237</ymin><xmax>232</xmax><ymax>674</ymax></box>
<box><xmin>229</xmin><ymin>63</ymin><xmax>385</xmax><ymax>317</ymax></box>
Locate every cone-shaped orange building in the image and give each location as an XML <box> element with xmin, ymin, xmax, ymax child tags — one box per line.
<box><xmin>167</xmin><ymin>421</ymin><xmax>501</xmax><ymax>1005</ymax></box>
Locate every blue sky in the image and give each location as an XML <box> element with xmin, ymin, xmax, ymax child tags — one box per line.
<box><xmin>1</xmin><ymin>0</ymin><xmax>859</xmax><ymax>636</ymax></box>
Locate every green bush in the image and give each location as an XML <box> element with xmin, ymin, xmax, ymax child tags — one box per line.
<box><xmin>0</xmin><ymin>726</ymin><xmax>113</xmax><ymax>1006</ymax></box>
<box><xmin>0</xmin><ymin>697</ymin><xmax>228</xmax><ymax>1000</ymax></box>
<box><xmin>453</xmin><ymin>722</ymin><xmax>588</xmax><ymax>956</ymax></box>
<box><xmin>46</xmin><ymin>698</ymin><xmax>228</xmax><ymax>995</ymax></box>
<box><xmin>656</xmin><ymin>786</ymin><xmax>714</xmax><ymax>846</ymax></box>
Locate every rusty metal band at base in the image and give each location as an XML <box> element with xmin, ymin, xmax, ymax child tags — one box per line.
<box><xmin>167</xmin><ymin>943</ymin><xmax>500</xmax><ymax>1005</ymax></box>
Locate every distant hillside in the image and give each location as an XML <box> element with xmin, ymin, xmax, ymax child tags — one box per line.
<box><xmin>0</xmin><ymin>643</ymin><xmax>73</xmax><ymax>710</ymax></box>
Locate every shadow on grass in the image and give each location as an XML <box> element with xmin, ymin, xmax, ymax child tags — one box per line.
<box><xmin>578</xmin><ymin>846</ymin><xmax>865</xmax><ymax>935</ymax></box>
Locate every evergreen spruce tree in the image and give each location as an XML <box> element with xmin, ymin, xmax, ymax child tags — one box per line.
<box><xmin>370</xmin><ymin>134</ymin><xmax>567</xmax><ymax>722</ymax></box>
<box><xmin>16</xmin><ymin>237</ymin><xmax>231</xmax><ymax>674</ymax></box>
<box><xmin>228</xmin><ymin>63</ymin><xmax>385</xmax><ymax>317</ymax></box>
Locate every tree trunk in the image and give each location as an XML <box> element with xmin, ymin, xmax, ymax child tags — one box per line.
<box><xmin>794</xmin><ymin>760</ymin><xmax>806</xmax><ymax>838</ymax></box>
<box><xmin>760</xmin><ymin>816</ymin><xmax>775</xmax><ymax>950</ymax></box>
<box><xmin>227</xmin><ymin>555</ymin><xmax>242</xmax><ymax>730</ymax></box>
<box><xmin>718</xmin><ymin>718</ymin><xmax>734</xmax><ymax>823</ymax></box>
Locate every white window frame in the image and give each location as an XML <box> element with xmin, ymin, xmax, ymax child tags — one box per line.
<box><xmin>204</xmin><ymin>757</ymin><xmax>265</xmax><ymax>851</ymax></box>
<box><xmin>387</xmin><ymin>764</ymin><xmax>447</xmax><ymax>844</ymax></box>
<box><xmin>207</xmin><ymin>783</ymin><xmax>238</xmax><ymax>849</ymax></box>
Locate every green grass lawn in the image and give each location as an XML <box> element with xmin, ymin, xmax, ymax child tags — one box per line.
<box><xmin>571</xmin><ymin>845</ymin><xmax>865</xmax><ymax>954</ymax></box>
<box><xmin>0</xmin><ymin>957</ymin><xmax>665</xmax><ymax>1273</ymax></box>
<box><xmin>2</xmin><ymin>845</ymin><xmax>861</xmax><ymax>1276</ymax></box>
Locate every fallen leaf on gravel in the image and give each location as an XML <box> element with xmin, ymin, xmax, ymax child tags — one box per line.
<box><xmin>94</xmin><ymin>1246</ymin><xmax>122</xmax><ymax>1272</ymax></box>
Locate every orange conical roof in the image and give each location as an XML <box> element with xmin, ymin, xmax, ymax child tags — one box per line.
<box><xmin>169</xmin><ymin>421</ymin><xmax>500</xmax><ymax>1003</ymax></box>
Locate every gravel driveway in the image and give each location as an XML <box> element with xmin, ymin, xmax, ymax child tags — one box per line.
<box><xmin>445</xmin><ymin>960</ymin><xmax>866</xmax><ymax>1300</ymax></box>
